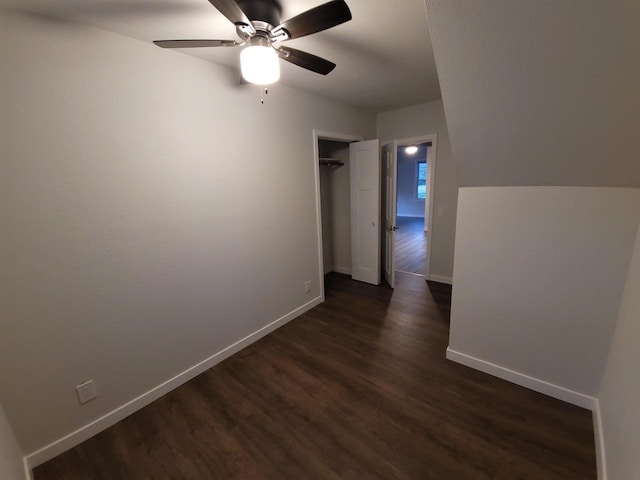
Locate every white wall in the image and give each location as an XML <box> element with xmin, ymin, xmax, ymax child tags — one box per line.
<box><xmin>377</xmin><ymin>100</ymin><xmax>458</xmax><ymax>280</ymax></box>
<box><xmin>396</xmin><ymin>146</ymin><xmax>427</xmax><ymax>218</ymax></box>
<box><xmin>0</xmin><ymin>11</ymin><xmax>375</xmax><ymax>458</ymax></box>
<box><xmin>319</xmin><ymin>167</ymin><xmax>334</xmax><ymax>273</ymax></box>
<box><xmin>425</xmin><ymin>0</ymin><xmax>640</xmax><ymax>188</ymax></box>
<box><xmin>318</xmin><ymin>141</ymin><xmax>351</xmax><ymax>275</ymax></box>
<box><xmin>598</xmin><ymin>220</ymin><xmax>640</xmax><ymax>479</ymax></box>
<box><xmin>0</xmin><ymin>402</ymin><xmax>24</xmax><ymax>480</ymax></box>
<box><xmin>450</xmin><ymin>187</ymin><xmax>640</xmax><ymax>401</ymax></box>
<box><xmin>320</xmin><ymin>167</ymin><xmax>333</xmax><ymax>274</ymax></box>
<box><xmin>424</xmin><ymin>0</ymin><xmax>640</xmax><ymax>472</ymax></box>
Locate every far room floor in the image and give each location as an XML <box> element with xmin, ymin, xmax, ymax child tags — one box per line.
<box><xmin>395</xmin><ymin>216</ymin><xmax>427</xmax><ymax>275</ymax></box>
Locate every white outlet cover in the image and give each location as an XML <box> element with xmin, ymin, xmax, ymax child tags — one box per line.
<box><xmin>76</xmin><ymin>380</ymin><xmax>97</xmax><ymax>404</ymax></box>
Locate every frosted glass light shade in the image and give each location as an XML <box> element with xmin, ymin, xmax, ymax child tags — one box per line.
<box><xmin>241</xmin><ymin>45</ymin><xmax>280</xmax><ymax>85</ymax></box>
<box><xmin>405</xmin><ymin>145</ymin><xmax>418</xmax><ymax>155</ymax></box>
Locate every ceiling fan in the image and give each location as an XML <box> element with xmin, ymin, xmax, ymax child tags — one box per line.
<box><xmin>154</xmin><ymin>0</ymin><xmax>352</xmax><ymax>85</ymax></box>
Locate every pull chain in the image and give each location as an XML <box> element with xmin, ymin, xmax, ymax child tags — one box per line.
<box><xmin>258</xmin><ymin>85</ymin><xmax>269</xmax><ymax>104</ymax></box>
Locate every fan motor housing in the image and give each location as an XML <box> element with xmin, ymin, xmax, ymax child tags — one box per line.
<box><xmin>237</xmin><ymin>0</ymin><xmax>282</xmax><ymax>27</ymax></box>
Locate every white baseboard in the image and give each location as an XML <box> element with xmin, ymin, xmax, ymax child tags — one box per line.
<box><xmin>396</xmin><ymin>270</ymin><xmax>425</xmax><ymax>278</ymax></box>
<box><xmin>592</xmin><ymin>399</ymin><xmax>607</xmax><ymax>480</ymax></box>
<box><xmin>331</xmin><ymin>265</ymin><xmax>352</xmax><ymax>275</ymax></box>
<box><xmin>427</xmin><ymin>274</ymin><xmax>453</xmax><ymax>285</ymax></box>
<box><xmin>24</xmin><ymin>296</ymin><xmax>323</xmax><ymax>471</ymax></box>
<box><xmin>445</xmin><ymin>348</ymin><xmax>596</xmax><ymax>410</ymax></box>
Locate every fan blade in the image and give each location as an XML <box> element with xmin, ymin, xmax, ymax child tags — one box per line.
<box><xmin>154</xmin><ymin>39</ymin><xmax>239</xmax><ymax>48</ymax></box>
<box><xmin>207</xmin><ymin>0</ymin><xmax>255</xmax><ymax>32</ymax></box>
<box><xmin>278</xmin><ymin>47</ymin><xmax>336</xmax><ymax>75</ymax></box>
<box><xmin>274</xmin><ymin>0</ymin><xmax>351</xmax><ymax>40</ymax></box>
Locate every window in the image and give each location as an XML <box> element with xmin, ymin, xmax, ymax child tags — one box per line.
<box><xmin>417</xmin><ymin>161</ymin><xmax>427</xmax><ymax>199</ymax></box>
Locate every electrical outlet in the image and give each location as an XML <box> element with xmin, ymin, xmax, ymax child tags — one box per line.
<box><xmin>76</xmin><ymin>380</ymin><xmax>97</xmax><ymax>405</ymax></box>
<box><xmin>305</xmin><ymin>280</ymin><xmax>311</xmax><ymax>293</ymax></box>
<box><xmin>437</xmin><ymin>207</ymin><xmax>445</xmax><ymax>217</ymax></box>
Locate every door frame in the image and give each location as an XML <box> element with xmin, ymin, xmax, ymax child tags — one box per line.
<box><xmin>395</xmin><ymin>134</ymin><xmax>438</xmax><ymax>280</ymax></box>
<box><xmin>312</xmin><ymin>130</ymin><xmax>364</xmax><ymax>301</ymax></box>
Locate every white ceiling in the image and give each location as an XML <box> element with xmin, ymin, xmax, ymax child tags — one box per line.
<box><xmin>0</xmin><ymin>0</ymin><xmax>441</xmax><ymax>112</ymax></box>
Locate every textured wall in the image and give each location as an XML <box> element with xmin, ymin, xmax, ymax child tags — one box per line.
<box><xmin>451</xmin><ymin>187</ymin><xmax>640</xmax><ymax>397</ymax></box>
<box><xmin>0</xmin><ymin>12</ymin><xmax>375</xmax><ymax>454</ymax></box>
<box><xmin>0</xmin><ymin>403</ymin><xmax>24</xmax><ymax>480</ymax></box>
<box><xmin>426</xmin><ymin>0</ymin><xmax>640</xmax><ymax>187</ymax></box>
<box><xmin>598</xmin><ymin>220</ymin><xmax>640</xmax><ymax>479</ymax></box>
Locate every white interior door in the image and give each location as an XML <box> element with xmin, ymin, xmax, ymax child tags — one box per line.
<box><xmin>382</xmin><ymin>141</ymin><xmax>398</xmax><ymax>288</ymax></box>
<box><xmin>350</xmin><ymin>139</ymin><xmax>380</xmax><ymax>285</ymax></box>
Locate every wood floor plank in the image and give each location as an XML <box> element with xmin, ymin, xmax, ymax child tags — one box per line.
<box><xmin>33</xmin><ymin>272</ymin><xmax>596</xmax><ymax>479</ymax></box>
<box><xmin>395</xmin><ymin>216</ymin><xmax>427</xmax><ymax>275</ymax></box>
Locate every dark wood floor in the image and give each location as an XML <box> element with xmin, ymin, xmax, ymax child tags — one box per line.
<box><xmin>34</xmin><ymin>273</ymin><xmax>596</xmax><ymax>479</ymax></box>
<box><xmin>395</xmin><ymin>216</ymin><xmax>427</xmax><ymax>275</ymax></box>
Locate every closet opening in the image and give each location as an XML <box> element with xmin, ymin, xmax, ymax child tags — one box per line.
<box><xmin>318</xmin><ymin>139</ymin><xmax>353</xmax><ymax>279</ymax></box>
<box><xmin>312</xmin><ymin>131</ymin><xmax>365</xmax><ymax>299</ymax></box>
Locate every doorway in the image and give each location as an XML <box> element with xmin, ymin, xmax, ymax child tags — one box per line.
<box><xmin>395</xmin><ymin>143</ymin><xmax>431</xmax><ymax>276</ymax></box>
<box><xmin>381</xmin><ymin>134</ymin><xmax>437</xmax><ymax>283</ymax></box>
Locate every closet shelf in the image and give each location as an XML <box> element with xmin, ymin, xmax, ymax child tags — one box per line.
<box><xmin>319</xmin><ymin>158</ymin><xmax>344</xmax><ymax>167</ymax></box>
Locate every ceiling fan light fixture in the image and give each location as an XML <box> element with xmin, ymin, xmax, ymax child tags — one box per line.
<box><xmin>405</xmin><ymin>145</ymin><xmax>418</xmax><ymax>155</ymax></box>
<box><xmin>154</xmin><ymin>0</ymin><xmax>353</xmax><ymax>83</ymax></box>
<box><xmin>240</xmin><ymin>39</ymin><xmax>280</xmax><ymax>85</ymax></box>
